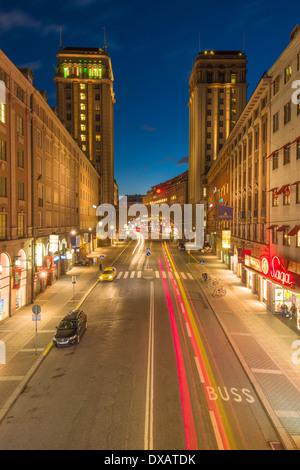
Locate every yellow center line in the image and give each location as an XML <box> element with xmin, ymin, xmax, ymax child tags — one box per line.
<box><xmin>164</xmin><ymin>242</ymin><xmax>237</xmax><ymax>450</ymax></box>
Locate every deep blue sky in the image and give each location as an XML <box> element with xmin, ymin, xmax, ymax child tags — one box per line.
<box><xmin>0</xmin><ymin>0</ymin><xmax>298</xmax><ymax>196</ymax></box>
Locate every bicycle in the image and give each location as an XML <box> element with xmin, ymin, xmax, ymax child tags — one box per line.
<box><xmin>212</xmin><ymin>286</ymin><xmax>227</xmax><ymax>297</ymax></box>
<box><xmin>208</xmin><ymin>278</ymin><xmax>219</xmax><ymax>288</ymax></box>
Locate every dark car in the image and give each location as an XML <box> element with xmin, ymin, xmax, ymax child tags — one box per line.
<box><xmin>52</xmin><ymin>309</ymin><xmax>87</xmax><ymax>347</ymax></box>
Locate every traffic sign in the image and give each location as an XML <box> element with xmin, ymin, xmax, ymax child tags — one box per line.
<box><xmin>32</xmin><ymin>314</ymin><xmax>41</xmax><ymax>321</ymax></box>
<box><xmin>32</xmin><ymin>305</ymin><xmax>41</xmax><ymax>315</ymax></box>
<box><xmin>100</xmin><ymin>255</ymin><xmax>104</xmax><ymax>260</ymax></box>
<box><xmin>200</xmin><ymin>260</ymin><xmax>205</xmax><ymax>265</ymax></box>
<box><xmin>147</xmin><ymin>252</ymin><xmax>151</xmax><ymax>256</ymax></box>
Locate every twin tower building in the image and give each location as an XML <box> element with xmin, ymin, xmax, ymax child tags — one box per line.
<box><xmin>54</xmin><ymin>45</ymin><xmax>115</xmax><ymax>207</ymax></box>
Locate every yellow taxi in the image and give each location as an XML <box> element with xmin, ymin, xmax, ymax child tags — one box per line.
<box><xmin>99</xmin><ymin>267</ymin><xmax>117</xmax><ymax>282</ymax></box>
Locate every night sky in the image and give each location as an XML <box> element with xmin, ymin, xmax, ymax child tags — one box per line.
<box><xmin>0</xmin><ymin>0</ymin><xmax>298</xmax><ymax>196</ymax></box>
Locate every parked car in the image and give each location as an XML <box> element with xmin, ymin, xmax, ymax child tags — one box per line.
<box><xmin>99</xmin><ymin>267</ymin><xmax>117</xmax><ymax>281</ymax></box>
<box><xmin>52</xmin><ymin>309</ymin><xmax>87</xmax><ymax>347</ymax></box>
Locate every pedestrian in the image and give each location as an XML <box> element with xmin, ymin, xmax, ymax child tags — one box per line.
<box><xmin>289</xmin><ymin>304</ymin><xmax>297</xmax><ymax>320</ymax></box>
<box><xmin>280</xmin><ymin>303</ymin><xmax>288</xmax><ymax>319</ymax></box>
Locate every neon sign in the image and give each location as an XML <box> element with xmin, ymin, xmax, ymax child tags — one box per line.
<box><xmin>260</xmin><ymin>256</ymin><xmax>294</xmax><ymax>286</ymax></box>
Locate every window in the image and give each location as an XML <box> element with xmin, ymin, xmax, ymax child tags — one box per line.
<box><xmin>272</xmin><ymin>188</ymin><xmax>278</xmax><ymax>207</ymax></box>
<box><xmin>37</xmin><ymin>129</ymin><xmax>42</xmax><ymax>147</ymax></box>
<box><xmin>17</xmin><ymin>115</ymin><xmax>23</xmax><ymax>135</ymax></box>
<box><xmin>231</xmin><ymin>73</ymin><xmax>237</xmax><ymax>84</ymax></box>
<box><xmin>80</xmin><ymin>114</ymin><xmax>86</xmax><ymax>121</ymax></box>
<box><xmin>283</xmin><ymin>227</ymin><xmax>290</xmax><ymax>246</ymax></box>
<box><xmin>80</xmin><ymin>84</ymin><xmax>86</xmax><ymax>90</ymax></box>
<box><xmin>273</xmin><ymin>112</ymin><xmax>279</xmax><ymax>132</ymax></box>
<box><xmin>80</xmin><ymin>134</ymin><xmax>86</xmax><ymax>141</ymax></box>
<box><xmin>18</xmin><ymin>182</ymin><xmax>24</xmax><ymax>200</ymax></box>
<box><xmin>272</xmin><ymin>151</ymin><xmax>279</xmax><ymax>170</ymax></box>
<box><xmin>273</xmin><ymin>76</ymin><xmax>280</xmax><ymax>95</ymax></box>
<box><xmin>0</xmin><ymin>102</ymin><xmax>5</xmax><ymax>124</ymax></box>
<box><xmin>283</xmin><ymin>186</ymin><xmax>290</xmax><ymax>205</ymax></box>
<box><xmin>0</xmin><ymin>176</ymin><xmax>7</xmax><ymax>197</ymax></box>
<box><xmin>284</xmin><ymin>101</ymin><xmax>291</xmax><ymax>124</ymax></box>
<box><xmin>272</xmin><ymin>227</ymin><xmax>278</xmax><ymax>244</ymax></box>
<box><xmin>284</xmin><ymin>64</ymin><xmax>292</xmax><ymax>84</ymax></box>
<box><xmin>18</xmin><ymin>214</ymin><xmax>25</xmax><ymax>238</ymax></box>
<box><xmin>95</xmin><ymin>114</ymin><xmax>100</xmax><ymax>122</ymax></box>
<box><xmin>16</xmin><ymin>85</ymin><xmax>24</xmax><ymax>102</ymax></box>
<box><xmin>207</xmin><ymin>72</ymin><xmax>212</xmax><ymax>83</ymax></box>
<box><xmin>95</xmin><ymin>94</ymin><xmax>100</xmax><ymax>101</ymax></box>
<box><xmin>66</xmin><ymin>113</ymin><xmax>71</xmax><ymax>121</ymax></box>
<box><xmin>80</xmin><ymin>103</ymin><xmax>86</xmax><ymax>111</ymax></box>
<box><xmin>207</xmin><ymin>121</ymin><xmax>211</xmax><ymax>127</ymax></box>
<box><xmin>296</xmin><ymin>182</ymin><xmax>300</xmax><ymax>203</ymax></box>
<box><xmin>0</xmin><ymin>139</ymin><xmax>6</xmax><ymax>161</ymax></box>
<box><xmin>283</xmin><ymin>145</ymin><xmax>290</xmax><ymax>165</ymax></box>
<box><xmin>0</xmin><ymin>213</ymin><xmax>6</xmax><ymax>240</ymax></box>
<box><xmin>95</xmin><ymin>135</ymin><xmax>101</xmax><ymax>142</ymax></box>
<box><xmin>80</xmin><ymin>124</ymin><xmax>86</xmax><ymax>131</ymax></box>
<box><xmin>297</xmin><ymin>230</ymin><xmax>300</xmax><ymax>248</ymax></box>
<box><xmin>80</xmin><ymin>93</ymin><xmax>86</xmax><ymax>100</ymax></box>
<box><xmin>17</xmin><ymin>149</ymin><xmax>24</xmax><ymax>168</ymax></box>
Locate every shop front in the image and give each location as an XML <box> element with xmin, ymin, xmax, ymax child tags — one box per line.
<box><xmin>243</xmin><ymin>253</ymin><xmax>300</xmax><ymax>331</ymax></box>
<box><xmin>0</xmin><ymin>253</ymin><xmax>10</xmax><ymax>322</ymax></box>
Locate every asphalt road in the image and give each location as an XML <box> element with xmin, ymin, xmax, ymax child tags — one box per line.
<box><xmin>0</xmin><ymin>237</ymin><xmax>280</xmax><ymax>450</ymax></box>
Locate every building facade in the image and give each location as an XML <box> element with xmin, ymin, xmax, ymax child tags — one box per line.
<box><xmin>54</xmin><ymin>46</ymin><xmax>115</xmax><ymax>207</ymax></box>
<box><xmin>0</xmin><ymin>50</ymin><xmax>100</xmax><ymax>321</ymax></box>
<box><xmin>188</xmin><ymin>50</ymin><xmax>248</xmax><ymax>213</ymax></box>
<box><xmin>205</xmin><ymin>26</ymin><xmax>300</xmax><ymax>332</ymax></box>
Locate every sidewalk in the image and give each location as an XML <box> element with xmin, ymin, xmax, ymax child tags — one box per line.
<box><xmin>187</xmin><ymin>254</ymin><xmax>300</xmax><ymax>451</ymax></box>
<box><xmin>0</xmin><ymin>243</ymin><xmax>127</xmax><ymax>424</ymax></box>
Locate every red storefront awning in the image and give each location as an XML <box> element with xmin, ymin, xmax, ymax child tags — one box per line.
<box><xmin>276</xmin><ymin>184</ymin><xmax>289</xmax><ymax>195</ymax></box>
<box><xmin>277</xmin><ymin>225</ymin><xmax>289</xmax><ymax>232</ymax></box>
<box><xmin>267</xmin><ymin>225</ymin><xmax>278</xmax><ymax>230</ymax></box>
<box><xmin>288</xmin><ymin>226</ymin><xmax>300</xmax><ymax>236</ymax></box>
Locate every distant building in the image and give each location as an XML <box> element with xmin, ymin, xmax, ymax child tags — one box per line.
<box><xmin>54</xmin><ymin>46</ymin><xmax>115</xmax><ymax>207</ymax></box>
<box><xmin>188</xmin><ymin>50</ymin><xmax>248</xmax><ymax>212</ymax></box>
<box><xmin>142</xmin><ymin>171</ymin><xmax>188</xmax><ymax>239</ymax></box>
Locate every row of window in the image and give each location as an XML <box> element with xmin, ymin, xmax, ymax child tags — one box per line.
<box><xmin>0</xmin><ymin>213</ymin><xmax>25</xmax><ymax>239</ymax></box>
<box><xmin>272</xmin><ymin>142</ymin><xmax>300</xmax><ymax>169</ymax></box>
<box><xmin>273</xmin><ymin>100</ymin><xmax>300</xmax><ymax>132</ymax></box>
<box><xmin>0</xmin><ymin>177</ymin><xmax>25</xmax><ymax>199</ymax></box>
<box><xmin>272</xmin><ymin>183</ymin><xmax>300</xmax><ymax>206</ymax></box>
<box><xmin>273</xmin><ymin>53</ymin><xmax>300</xmax><ymax>96</ymax></box>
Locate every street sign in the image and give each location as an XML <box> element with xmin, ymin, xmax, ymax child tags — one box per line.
<box><xmin>146</xmin><ymin>248</ymin><xmax>151</xmax><ymax>252</ymax></box>
<box><xmin>200</xmin><ymin>260</ymin><xmax>205</xmax><ymax>265</ymax></box>
<box><xmin>32</xmin><ymin>314</ymin><xmax>41</xmax><ymax>321</ymax></box>
<box><xmin>32</xmin><ymin>305</ymin><xmax>41</xmax><ymax>315</ymax></box>
<box><xmin>100</xmin><ymin>255</ymin><xmax>104</xmax><ymax>260</ymax></box>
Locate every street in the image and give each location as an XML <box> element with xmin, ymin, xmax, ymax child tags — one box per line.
<box><xmin>0</xmin><ymin>238</ymin><xmax>280</xmax><ymax>450</ymax></box>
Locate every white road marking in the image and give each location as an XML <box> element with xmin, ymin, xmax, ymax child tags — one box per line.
<box><xmin>117</xmin><ymin>272</ymin><xmax>123</xmax><ymax>279</ymax></box>
<box><xmin>124</xmin><ymin>271</ymin><xmax>129</xmax><ymax>279</ymax></box>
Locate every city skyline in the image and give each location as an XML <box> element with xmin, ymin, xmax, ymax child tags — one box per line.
<box><xmin>0</xmin><ymin>0</ymin><xmax>298</xmax><ymax>196</ymax></box>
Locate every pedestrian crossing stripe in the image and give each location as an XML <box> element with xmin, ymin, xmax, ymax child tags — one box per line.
<box><xmin>104</xmin><ymin>271</ymin><xmax>194</xmax><ymax>280</ymax></box>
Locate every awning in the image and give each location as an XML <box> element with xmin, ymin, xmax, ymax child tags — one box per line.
<box><xmin>267</xmin><ymin>187</ymin><xmax>277</xmax><ymax>192</ymax></box>
<box><xmin>266</xmin><ymin>136</ymin><xmax>300</xmax><ymax>159</ymax></box>
<box><xmin>276</xmin><ymin>184</ymin><xmax>289</xmax><ymax>195</ymax></box>
<box><xmin>277</xmin><ymin>225</ymin><xmax>289</xmax><ymax>232</ymax></box>
<box><xmin>291</xmin><ymin>181</ymin><xmax>300</xmax><ymax>186</ymax></box>
<box><xmin>288</xmin><ymin>226</ymin><xmax>300</xmax><ymax>237</ymax></box>
<box><xmin>267</xmin><ymin>225</ymin><xmax>278</xmax><ymax>230</ymax></box>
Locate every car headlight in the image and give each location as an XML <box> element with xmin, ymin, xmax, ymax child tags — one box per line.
<box><xmin>69</xmin><ymin>335</ymin><xmax>77</xmax><ymax>341</ymax></box>
<box><xmin>109</xmin><ymin>275</ymin><xmax>113</xmax><ymax>279</ymax></box>
<box><xmin>100</xmin><ymin>275</ymin><xmax>103</xmax><ymax>280</ymax></box>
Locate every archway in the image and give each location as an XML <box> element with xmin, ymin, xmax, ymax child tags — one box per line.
<box><xmin>15</xmin><ymin>249</ymin><xmax>27</xmax><ymax>310</ymax></box>
<box><xmin>0</xmin><ymin>253</ymin><xmax>10</xmax><ymax>321</ymax></box>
